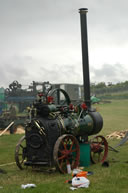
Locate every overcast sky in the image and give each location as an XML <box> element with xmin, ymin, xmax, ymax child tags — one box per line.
<box><xmin>0</xmin><ymin>0</ymin><xmax>128</xmax><ymax>88</ymax></box>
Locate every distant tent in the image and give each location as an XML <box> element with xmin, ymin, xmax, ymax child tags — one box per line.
<box><xmin>0</xmin><ymin>87</ymin><xmax>4</xmax><ymax>102</ymax></box>
<box><xmin>91</xmin><ymin>96</ymin><xmax>101</xmax><ymax>104</ymax></box>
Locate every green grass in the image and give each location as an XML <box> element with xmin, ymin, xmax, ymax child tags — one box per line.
<box><xmin>94</xmin><ymin>99</ymin><xmax>128</xmax><ymax>136</ymax></box>
<box><xmin>97</xmin><ymin>90</ymin><xmax>128</xmax><ymax>100</ymax></box>
<box><xmin>0</xmin><ymin>100</ymin><xmax>128</xmax><ymax>193</ymax></box>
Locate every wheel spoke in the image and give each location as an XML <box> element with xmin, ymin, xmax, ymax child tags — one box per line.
<box><xmin>90</xmin><ymin>135</ymin><xmax>108</xmax><ymax>163</ymax></box>
<box><xmin>15</xmin><ymin>136</ymin><xmax>26</xmax><ymax>170</ymax></box>
<box><xmin>59</xmin><ymin>149</ymin><xmax>64</xmax><ymax>153</ymax></box>
<box><xmin>47</xmin><ymin>88</ymin><xmax>71</xmax><ymax>106</ymax></box>
<box><xmin>70</xmin><ymin>148</ymin><xmax>77</xmax><ymax>153</ymax></box>
<box><xmin>20</xmin><ymin>159</ymin><xmax>24</xmax><ymax>164</ymax></box>
<box><xmin>53</xmin><ymin>134</ymin><xmax>80</xmax><ymax>174</ymax></box>
<box><xmin>69</xmin><ymin>140</ymin><xmax>74</xmax><ymax>151</ymax></box>
<box><xmin>61</xmin><ymin>140</ymin><xmax>67</xmax><ymax>150</ymax></box>
<box><xmin>20</xmin><ymin>144</ymin><xmax>25</xmax><ymax>149</ymax></box>
<box><xmin>58</xmin><ymin>154</ymin><xmax>66</xmax><ymax>160</ymax></box>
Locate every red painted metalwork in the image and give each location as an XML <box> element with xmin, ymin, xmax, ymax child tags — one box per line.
<box><xmin>90</xmin><ymin>135</ymin><xmax>108</xmax><ymax>163</ymax></box>
<box><xmin>53</xmin><ymin>134</ymin><xmax>80</xmax><ymax>174</ymax></box>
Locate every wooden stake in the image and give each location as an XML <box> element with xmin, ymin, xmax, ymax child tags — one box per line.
<box><xmin>0</xmin><ymin>122</ymin><xmax>14</xmax><ymax>136</ymax></box>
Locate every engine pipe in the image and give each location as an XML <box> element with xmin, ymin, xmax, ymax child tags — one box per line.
<box><xmin>79</xmin><ymin>8</ymin><xmax>91</xmax><ymax>108</ymax></box>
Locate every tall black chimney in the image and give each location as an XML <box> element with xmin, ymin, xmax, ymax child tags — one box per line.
<box><xmin>79</xmin><ymin>8</ymin><xmax>91</xmax><ymax>108</ymax></box>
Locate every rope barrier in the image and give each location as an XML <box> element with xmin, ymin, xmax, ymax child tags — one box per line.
<box><xmin>0</xmin><ymin>162</ymin><xmax>15</xmax><ymax>167</ymax></box>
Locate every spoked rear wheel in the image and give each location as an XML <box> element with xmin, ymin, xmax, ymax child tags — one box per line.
<box><xmin>90</xmin><ymin>135</ymin><xmax>108</xmax><ymax>163</ymax></box>
<box><xmin>15</xmin><ymin>135</ymin><xmax>27</xmax><ymax>170</ymax></box>
<box><xmin>53</xmin><ymin>134</ymin><xmax>80</xmax><ymax>174</ymax></box>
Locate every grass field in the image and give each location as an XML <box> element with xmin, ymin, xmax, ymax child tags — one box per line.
<box><xmin>95</xmin><ymin>99</ymin><xmax>128</xmax><ymax>136</ymax></box>
<box><xmin>0</xmin><ymin>100</ymin><xmax>128</xmax><ymax>193</ymax></box>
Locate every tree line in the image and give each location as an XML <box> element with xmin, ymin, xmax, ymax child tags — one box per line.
<box><xmin>90</xmin><ymin>81</ymin><xmax>128</xmax><ymax>95</ymax></box>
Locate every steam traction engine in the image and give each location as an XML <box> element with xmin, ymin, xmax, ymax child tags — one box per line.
<box><xmin>15</xmin><ymin>8</ymin><xmax>108</xmax><ymax>173</ymax></box>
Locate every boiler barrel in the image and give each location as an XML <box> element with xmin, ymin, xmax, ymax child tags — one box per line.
<box><xmin>78</xmin><ymin>111</ymin><xmax>103</xmax><ymax>135</ymax></box>
<box><xmin>63</xmin><ymin>111</ymin><xmax>103</xmax><ymax>136</ymax></box>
